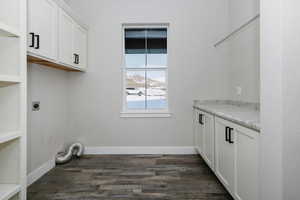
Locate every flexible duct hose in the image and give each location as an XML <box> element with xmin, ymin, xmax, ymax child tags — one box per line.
<box><xmin>55</xmin><ymin>143</ymin><xmax>84</xmax><ymax>164</ymax></box>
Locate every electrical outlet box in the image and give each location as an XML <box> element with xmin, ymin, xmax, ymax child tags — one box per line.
<box><xmin>32</xmin><ymin>101</ymin><xmax>40</xmax><ymax>111</ymax></box>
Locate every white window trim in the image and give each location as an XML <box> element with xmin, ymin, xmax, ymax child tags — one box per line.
<box><xmin>120</xmin><ymin>112</ymin><xmax>172</xmax><ymax>118</ymax></box>
<box><xmin>121</xmin><ymin>24</ymin><xmax>170</xmax><ymax>118</ymax></box>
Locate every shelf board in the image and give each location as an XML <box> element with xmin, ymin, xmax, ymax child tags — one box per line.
<box><xmin>0</xmin><ymin>184</ymin><xmax>20</xmax><ymax>200</ymax></box>
<box><xmin>0</xmin><ymin>75</ymin><xmax>21</xmax><ymax>87</ymax></box>
<box><xmin>0</xmin><ymin>22</ymin><xmax>20</xmax><ymax>37</ymax></box>
<box><xmin>0</xmin><ymin>132</ymin><xmax>21</xmax><ymax>144</ymax></box>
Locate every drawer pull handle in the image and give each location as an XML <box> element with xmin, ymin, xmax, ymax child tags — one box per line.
<box><xmin>229</xmin><ymin>128</ymin><xmax>234</xmax><ymax>144</ymax></box>
<box><xmin>225</xmin><ymin>127</ymin><xmax>229</xmax><ymax>142</ymax></box>
<box><xmin>29</xmin><ymin>32</ymin><xmax>35</xmax><ymax>48</ymax></box>
<box><xmin>199</xmin><ymin>114</ymin><xmax>204</xmax><ymax>125</ymax></box>
<box><xmin>35</xmin><ymin>34</ymin><xmax>40</xmax><ymax>49</ymax></box>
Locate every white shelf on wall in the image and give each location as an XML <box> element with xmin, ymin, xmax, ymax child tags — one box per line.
<box><xmin>0</xmin><ymin>75</ymin><xmax>21</xmax><ymax>87</ymax></box>
<box><xmin>0</xmin><ymin>132</ymin><xmax>21</xmax><ymax>145</ymax></box>
<box><xmin>0</xmin><ymin>0</ymin><xmax>26</xmax><ymax>199</ymax></box>
<box><xmin>0</xmin><ymin>22</ymin><xmax>20</xmax><ymax>37</ymax></box>
<box><xmin>0</xmin><ymin>184</ymin><xmax>21</xmax><ymax>200</ymax></box>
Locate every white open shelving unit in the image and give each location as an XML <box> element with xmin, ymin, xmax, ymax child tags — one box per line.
<box><xmin>0</xmin><ymin>0</ymin><xmax>27</xmax><ymax>199</ymax></box>
<box><xmin>0</xmin><ymin>22</ymin><xmax>21</xmax><ymax>38</ymax></box>
<box><xmin>0</xmin><ymin>132</ymin><xmax>21</xmax><ymax>144</ymax></box>
<box><xmin>0</xmin><ymin>76</ymin><xmax>21</xmax><ymax>87</ymax></box>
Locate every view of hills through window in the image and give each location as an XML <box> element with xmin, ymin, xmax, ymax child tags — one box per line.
<box><xmin>124</xmin><ymin>28</ymin><xmax>168</xmax><ymax>110</ymax></box>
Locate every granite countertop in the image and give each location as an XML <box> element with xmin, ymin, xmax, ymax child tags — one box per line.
<box><xmin>193</xmin><ymin>100</ymin><xmax>260</xmax><ymax>132</ymax></box>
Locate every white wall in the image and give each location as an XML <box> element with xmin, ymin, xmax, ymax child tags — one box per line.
<box><xmin>282</xmin><ymin>0</ymin><xmax>300</xmax><ymax>199</ymax></box>
<box><xmin>27</xmin><ymin>64</ymin><xmax>70</xmax><ymax>174</ymax></box>
<box><xmin>260</xmin><ymin>0</ymin><xmax>300</xmax><ymax>199</ymax></box>
<box><xmin>227</xmin><ymin>0</ymin><xmax>260</xmax><ymax>103</ymax></box>
<box><xmin>66</xmin><ymin>0</ymin><xmax>231</xmax><ymax>147</ymax></box>
<box><xmin>260</xmin><ymin>0</ymin><xmax>283</xmax><ymax>199</ymax></box>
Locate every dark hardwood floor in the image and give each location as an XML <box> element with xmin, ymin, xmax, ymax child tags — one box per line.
<box><xmin>27</xmin><ymin>155</ymin><xmax>233</xmax><ymax>200</ymax></box>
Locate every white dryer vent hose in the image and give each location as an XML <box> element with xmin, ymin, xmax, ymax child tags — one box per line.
<box><xmin>55</xmin><ymin>143</ymin><xmax>84</xmax><ymax>164</ymax></box>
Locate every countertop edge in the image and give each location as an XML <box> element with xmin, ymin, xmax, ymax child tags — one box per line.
<box><xmin>193</xmin><ymin>106</ymin><xmax>260</xmax><ymax>132</ymax></box>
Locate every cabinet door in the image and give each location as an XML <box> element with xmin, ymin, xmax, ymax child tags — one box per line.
<box><xmin>73</xmin><ymin>25</ymin><xmax>87</xmax><ymax>69</ymax></box>
<box><xmin>194</xmin><ymin>110</ymin><xmax>204</xmax><ymax>155</ymax></box>
<box><xmin>28</xmin><ymin>0</ymin><xmax>57</xmax><ymax>60</ymax></box>
<box><xmin>234</xmin><ymin>126</ymin><xmax>258</xmax><ymax>200</ymax></box>
<box><xmin>202</xmin><ymin>113</ymin><xmax>215</xmax><ymax>170</ymax></box>
<box><xmin>58</xmin><ymin>9</ymin><xmax>74</xmax><ymax>66</ymax></box>
<box><xmin>215</xmin><ymin>118</ymin><xmax>235</xmax><ymax>194</ymax></box>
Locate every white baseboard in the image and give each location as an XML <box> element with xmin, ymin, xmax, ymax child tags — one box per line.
<box><xmin>27</xmin><ymin>158</ymin><xmax>56</xmax><ymax>187</ymax></box>
<box><xmin>85</xmin><ymin>146</ymin><xmax>197</xmax><ymax>155</ymax></box>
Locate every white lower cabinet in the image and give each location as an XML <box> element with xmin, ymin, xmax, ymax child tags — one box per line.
<box><xmin>202</xmin><ymin>112</ymin><xmax>215</xmax><ymax>169</ymax></box>
<box><xmin>215</xmin><ymin>118</ymin><xmax>235</xmax><ymax>194</ymax></box>
<box><xmin>194</xmin><ymin>109</ymin><xmax>215</xmax><ymax>170</ymax></box>
<box><xmin>215</xmin><ymin>117</ymin><xmax>258</xmax><ymax>200</ymax></box>
<box><xmin>234</xmin><ymin>124</ymin><xmax>258</xmax><ymax>200</ymax></box>
<box><xmin>194</xmin><ymin>110</ymin><xmax>259</xmax><ymax>200</ymax></box>
<box><xmin>194</xmin><ymin>109</ymin><xmax>204</xmax><ymax>154</ymax></box>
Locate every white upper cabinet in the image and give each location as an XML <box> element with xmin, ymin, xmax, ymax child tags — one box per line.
<box><xmin>59</xmin><ymin>8</ymin><xmax>88</xmax><ymax>70</ymax></box>
<box><xmin>27</xmin><ymin>0</ymin><xmax>88</xmax><ymax>71</ymax></box>
<box><xmin>28</xmin><ymin>0</ymin><xmax>58</xmax><ymax>60</ymax></box>
<box><xmin>73</xmin><ymin>25</ymin><xmax>87</xmax><ymax>70</ymax></box>
<box><xmin>58</xmin><ymin>9</ymin><xmax>74</xmax><ymax>66</ymax></box>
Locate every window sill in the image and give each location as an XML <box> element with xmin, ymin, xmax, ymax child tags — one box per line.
<box><xmin>120</xmin><ymin>111</ymin><xmax>172</xmax><ymax>118</ymax></box>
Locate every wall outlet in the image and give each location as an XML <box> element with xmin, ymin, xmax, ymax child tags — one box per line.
<box><xmin>32</xmin><ymin>101</ymin><xmax>40</xmax><ymax>111</ymax></box>
<box><xmin>236</xmin><ymin>86</ymin><xmax>242</xmax><ymax>96</ymax></box>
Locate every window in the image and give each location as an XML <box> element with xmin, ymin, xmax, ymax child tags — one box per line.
<box><xmin>122</xmin><ymin>26</ymin><xmax>169</xmax><ymax>116</ymax></box>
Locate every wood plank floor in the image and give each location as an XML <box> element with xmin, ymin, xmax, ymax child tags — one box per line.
<box><xmin>27</xmin><ymin>155</ymin><xmax>233</xmax><ymax>200</ymax></box>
